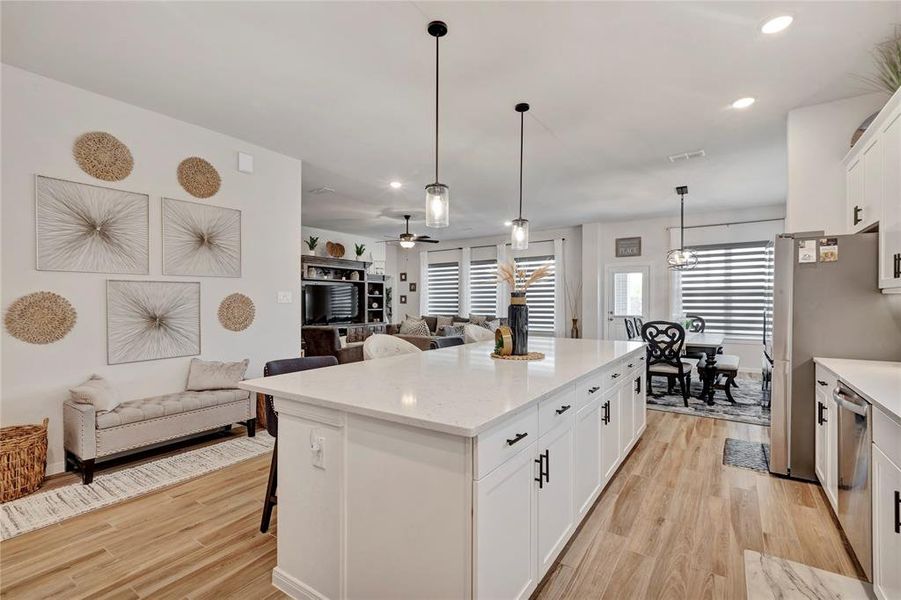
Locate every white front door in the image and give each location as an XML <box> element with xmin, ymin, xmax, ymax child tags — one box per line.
<box><xmin>605</xmin><ymin>265</ymin><xmax>650</xmax><ymax>340</ymax></box>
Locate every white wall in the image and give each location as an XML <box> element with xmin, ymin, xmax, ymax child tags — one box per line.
<box><xmin>1</xmin><ymin>66</ymin><xmax>303</xmax><ymax>473</ymax></box>
<box><xmin>391</xmin><ymin>226</ymin><xmax>582</xmax><ymax>327</ymax></box>
<box><xmin>301</xmin><ymin>225</ymin><xmax>385</xmax><ymax>265</ymax></box>
<box><xmin>582</xmin><ymin>205</ymin><xmax>785</xmax><ymax>373</ymax></box>
<box><xmin>786</xmin><ymin>92</ymin><xmax>888</xmax><ymax>234</ymax></box>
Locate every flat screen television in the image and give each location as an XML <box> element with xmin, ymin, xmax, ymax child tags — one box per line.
<box><xmin>303</xmin><ymin>282</ymin><xmax>361</xmax><ymax>325</ymax></box>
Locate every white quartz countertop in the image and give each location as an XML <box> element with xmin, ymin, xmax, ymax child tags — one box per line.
<box><xmin>813</xmin><ymin>357</ymin><xmax>901</xmax><ymax>424</ymax></box>
<box><xmin>241</xmin><ymin>337</ymin><xmax>645</xmax><ymax>437</ymax></box>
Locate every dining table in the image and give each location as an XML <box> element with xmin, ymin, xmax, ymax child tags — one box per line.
<box><xmin>685</xmin><ymin>332</ymin><xmax>725</xmax><ymax>404</ymax></box>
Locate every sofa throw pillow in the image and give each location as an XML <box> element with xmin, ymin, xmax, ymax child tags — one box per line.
<box><xmin>185</xmin><ymin>358</ymin><xmax>250</xmax><ymax>391</ymax></box>
<box><xmin>443</xmin><ymin>324</ymin><xmax>465</xmax><ymax>337</ymax></box>
<box><xmin>436</xmin><ymin>315</ymin><xmax>454</xmax><ymax>332</ymax></box>
<box><xmin>487</xmin><ymin>319</ymin><xmax>501</xmax><ymax>332</ymax></box>
<box><xmin>464</xmin><ymin>323</ymin><xmax>495</xmax><ymax>344</ymax></box>
<box><xmin>469</xmin><ymin>314</ymin><xmax>489</xmax><ymax>327</ymax></box>
<box><xmin>70</xmin><ymin>374</ymin><xmax>121</xmax><ymax>412</ymax></box>
<box><xmin>399</xmin><ymin>317</ymin><xmax>429</xmax><ymax>336</ymax></box>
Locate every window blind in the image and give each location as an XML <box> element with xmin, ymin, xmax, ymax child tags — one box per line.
<box><xmin>469</xmin><ymin>259</ymin><xmax>498</xmax><ymax>316</ymax></box>
<box><xmin>680</xmin><ymin>241</ymin><xmax>773</xmax><ymax>341</ymax></box>
<box><xmin>427</xmin><ymin>262</ymin><xmax>460</xmax><ymax>315</ymax></box>
<box><xmin>514</xmin><ymin>255</ymin><xmax>556</xmax><ymax>334</ymax></box>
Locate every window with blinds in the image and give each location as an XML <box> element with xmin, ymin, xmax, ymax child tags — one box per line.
<box><xmin>514</xmin><ymin>255</ymin><xmax>556</xmax><ymax>334</ymax></box>
<box><xmin>469</xmin><ymin>259</ymin><xmax>498</xmax><ymax>316</ymax></box>
<box><xmin>680</xmin><ymin>241</ymin><xmax>773</xmax><ymax>341</ymax></box>
<box><xmin>427</xmin><ymin>262</ymin><xmax>460</xmax><ymax>315</ymax></box>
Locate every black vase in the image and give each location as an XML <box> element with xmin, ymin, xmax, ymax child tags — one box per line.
<box><xmin>508</xmin><ymin>291</ymin><xmax>529</xmax><ymax>355</ymax></box>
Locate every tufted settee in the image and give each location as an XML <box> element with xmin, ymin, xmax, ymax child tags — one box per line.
<box><xmin>64</xmin><ymin>389</ymin><xmax>255</xmax><ymax>484</ymax></box>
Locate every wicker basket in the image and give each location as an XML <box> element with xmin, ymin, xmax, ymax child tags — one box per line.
<box><xmin>1</xmin><ymin>418</ymin><xmax>49</xmax><ymax>502</ymax></box>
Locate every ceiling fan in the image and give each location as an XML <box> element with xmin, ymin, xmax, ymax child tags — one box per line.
<box><xmin>384</xmin><ymin>215</ymin><xmax>440</xmax><ymax>248</ymax></box>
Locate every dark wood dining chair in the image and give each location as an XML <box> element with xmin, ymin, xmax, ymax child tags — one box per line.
<box><xmin>632</xmin><ymin>316</ymin><xmax>644</xmax><ymax>333</ymax></box>
<box><xmin>260</xmin><ymin>355</ymin><xmax>338</xmax><ymax>534</ymax></box>
<box><xmin>686</xmin><ymin>314</ymin><xmax>706</xmax><ymax>333</ymax></box>
<box><xmin>624</xmin><ymin>318</ymin><xmax>636</xmax><ymax>340</ymax></box>
<box><xmin>641</xmin><ymin>321</ymin><xmax>700</xmax><ymax>406</ymax></box>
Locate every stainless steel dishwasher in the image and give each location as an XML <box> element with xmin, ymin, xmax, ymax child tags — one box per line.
<box><xmin>834</xmin><ymin>383</ymin><xmax>872</xmax><ymax>581</ymax></box>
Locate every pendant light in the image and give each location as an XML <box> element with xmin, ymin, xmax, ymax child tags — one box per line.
<box><xmin>425</xmin><ymin>20</ymin><xmax>450</xmax><ymax>228</ymax></box>
<box><xmin>666</xmin><ymin>185</ymin><xmax>698</xmax><ymax>270</ymax></box>
<box><xmin>510</xmin><ymin>102</ymin><xmax>530</xmax><ymax>250</ymax></box>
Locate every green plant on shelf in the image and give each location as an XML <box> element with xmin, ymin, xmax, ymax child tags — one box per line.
<box><xmin>304</xmin><ymin>235</ymin><xmax>319</xmax><ymax>252</ymax></box>
<box><xmin>355</xmin><ymin>243</ymin><xmax>366</xmax><ymax>259</ymax></box>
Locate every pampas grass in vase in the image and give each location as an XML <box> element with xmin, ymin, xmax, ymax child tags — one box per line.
<box><xmin>497</xmin><ymin>261</ymin><xmax>551</xmax><ymax>354</ymax></box>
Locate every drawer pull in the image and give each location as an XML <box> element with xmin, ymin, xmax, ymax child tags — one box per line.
<box><xmin>627</xmin><ymin>363</ymin><xmax>634</xmax><ymax>368</ymax></box>
<box><xmin>588</xmin><ymin>386</ymin><xmax>600</xmax><ymax>394</ymax></box>
<box><xmin>555</xmin><ymin>404</ymin><xmax>572</xmax><ymax>415</ymax></box>
<box><xmin>817</xmin><ymin>380</ymin><xmax>828</xmax><ymax>386</ymax></box>
<box><xmin>611</xmin><ymin>373</ymin><xmax>620</xmax><ymax>379</ymax></box>
<box><xmin>506</xmin><ymin>432</ymin><xmax>528</xmax><ymax>446</ymax></box>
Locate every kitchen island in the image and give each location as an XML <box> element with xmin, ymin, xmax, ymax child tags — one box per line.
<box><xmin>241</xmin><ymin>337</ymin><xmax>646</xmax><ymax>599</ymax></box>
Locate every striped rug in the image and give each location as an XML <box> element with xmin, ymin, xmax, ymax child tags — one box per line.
<box><xmin>1</xmin><ymin>432</ymin><xmax>274</xmax><ymax>541</ymax></box>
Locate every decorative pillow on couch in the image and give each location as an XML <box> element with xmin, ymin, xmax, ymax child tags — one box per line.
<box><xmin>399</xmin><ymin>317</ymin><xmax>430</xmax><ymax>337</ymax></box>
<box><xmin>69</xmin><ymin>375</ymin><xmax>121</xmax><ymax>412</ymax></box>
<box><xmin>464</xmin><ymin>323</ymin><xmax>495</xmax><ymax>344</ymax></box>
<box><xmin>443</xmin><ymin>324</ymin><xmax>465</xmax><ymax>337</ymax></box>
<box><xmin>435</xmin><ymin>315</ymin><xmax>454</xmax><ymax>333</ymax></box>
<box><xmin>186</xmin><ymin>358</ymin><xmax>250</xmax><ymax>391</ymax></box>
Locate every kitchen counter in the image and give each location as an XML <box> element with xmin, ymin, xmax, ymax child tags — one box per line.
<box><xmin>813</xmin><ymin>357</ymin><xmax>901</xmax><ymax>424</ymax></box>
<box><xmin>241</xmin><ymin>336</ymin><xmax>645</xmax><ymax>437</ymax></box>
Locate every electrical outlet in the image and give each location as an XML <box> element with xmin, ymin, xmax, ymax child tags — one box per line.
<box><xmin>277</xmin><ymin>291</ymin><xmax>293</xmax><ymax>304</ymax></box>
<box><xmin>311</xmin><ymin>435</ymin><xmax>325</xmax><ymax>469</ymax></box>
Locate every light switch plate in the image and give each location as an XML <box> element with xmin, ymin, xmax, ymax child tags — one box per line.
<box><xmin>237</xmin><ymin>151</ymin><xmax>254</xmax><ymax>173</ymax></box>
<box><xmin>277</xmin><ymin>291</ymin><xmax>293</xmax><ymax>304</ymax></box>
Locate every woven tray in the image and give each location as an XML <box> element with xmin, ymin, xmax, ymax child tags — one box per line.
<box><xmin>490</xmin><ymin>352</ymin><xmax>545</xmax><ymax>361</ymax></box>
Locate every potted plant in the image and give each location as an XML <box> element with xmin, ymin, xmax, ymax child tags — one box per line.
<box><xmin>304</xmin><ymin>235</ymin><xmax>319</xmax><ymax>256</ymax></box>
<box><xmin>354</xmin><ymin>243</ymin><xmax>366</xmax><ymax>260</ymax></box>
<box><xmin>497</xmin><ymin>262</ymin><xmax>551</xmax><ymax>355</ymax></box>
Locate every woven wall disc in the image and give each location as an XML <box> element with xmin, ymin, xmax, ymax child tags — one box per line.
<box><xmin>5</xmin><ymin>291</ymin><xmax>77</xmax><ymax>344</ymax></box>
<box><xmin>73</xmin><ymin>132</ymin><xmax>134</xmax><ymax>181</ymax></box>
<box><xmin>177</xmin><ymin>157</ymin><xmax>221</xmax><ymax>199</ymax></box>
<box><xmin>218</xmin><ymin>293</ymin><xmax>255</xmax><ymax>332</ymax></box>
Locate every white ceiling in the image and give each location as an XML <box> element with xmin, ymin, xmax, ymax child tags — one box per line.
<box><xmin>3</xmin><ymin>2</ymin><xmax>898</xmax><ymax>240</ymax></box>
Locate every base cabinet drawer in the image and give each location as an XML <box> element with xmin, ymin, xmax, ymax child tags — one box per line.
<box><xmin>872</xmin><ymin>444</ymin><xmax>901</xmax><ymax>600</ymax></box>
<box><xmin>475</xmin><ymin>407</ymin><xmax>538</xmax><ymax>479</ymax></box>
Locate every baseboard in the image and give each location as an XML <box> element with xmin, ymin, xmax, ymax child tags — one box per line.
<box><xmin>47</xmin><ymin>460</ymin><xmax>66</xmax><ymax>476</ymax></box>
<box><xmin>272</xmin><ymin>567</ymin><xmax>328</xmax><ymax>600</ymax></box>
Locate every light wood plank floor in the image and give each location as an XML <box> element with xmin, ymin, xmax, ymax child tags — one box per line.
<box><xmin>0</xmin><ymin>411</ymin><xmax>861</xmax><ymax>599</ymax></box>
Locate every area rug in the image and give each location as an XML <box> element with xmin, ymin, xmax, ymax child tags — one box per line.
<box><xmin>723</xmin><ymin>438</ymin><xmax>770</xmax><ymax>472</ymax></box>
<box><xmin>646</xmin><ymin>377</ymin><xmax>770</xmax><ymax>427</ymax></box>
<box><xmin>0</xmin><ymin>432</ymin><xmax>273</xmax><ymax>541</ymax></box>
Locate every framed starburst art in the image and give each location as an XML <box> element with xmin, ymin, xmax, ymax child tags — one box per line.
<box><xmin>162</xmin><ymin>197</ymin><xmax>241</xmax><ymax>277</ymax></box>
<box><xmin>107</xmin><ymin>280</ymin><xmax>201</xmax><ymax>365</ymax></box>
<box><xmin>35</xmin><ymin>175</ymin><xmax>149</xmax><ymax>274</ymax></box>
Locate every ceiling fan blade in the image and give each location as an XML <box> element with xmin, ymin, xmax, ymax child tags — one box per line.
<box><xmin>417</xmin><ymin>238</ymin><xmax>440</xmax><ymax>244</ymax></box>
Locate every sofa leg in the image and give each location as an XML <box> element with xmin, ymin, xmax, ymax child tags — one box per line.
<box><xmin>81</xmin><ymin>459</ymin><xmax>95</xmax><ymax>485</ymax></box>
<box><xmin>245</xmin><ymin>418</ymin><xmax>256</xmax><ymax>437</ymax></box>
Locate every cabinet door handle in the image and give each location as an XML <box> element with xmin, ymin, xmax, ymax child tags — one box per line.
<box><xmin>634</xmin><ymin>377</ymin><xmax>641</xmax><ymax>394</ymax></box>
<box><xmin>894</xmin><ymin>253</ymin><xmax>901</xmax><ymax>279</ymax></box>
<box><xmin>506</xmin><ymin>432</ymin><xmax>528</xmax><ymax>446</ymax></box>
<box><xmin>588</xmin><ymin>386</ymin><xmax>600</xmax><ymax>394</ymax></box>
<box><xmin>534</xmin><ymin>454</ymin><xmax>544</xmax><ymax>489</ymax></box>
<box><xmin>602</xmin><ymin>401</ymin><xmax>610</xmax><ymax>425</ymax></box>
<box><xmin>817</xmin><ymin>401</ymin><xmax>823</xmax><ymax>425</ymax></box>
<box><xmin>853</xmin><ymin>205</ymin><xmax>862</xmax><ymax>226</ymax></box>
<box><xmin>555</xmin><ymin>404</ymin><xmax>571</xmax><ymax>415</ymax></box>
<box><xmin>544</xmin><ymin>449</ymin><xmax>550</xmax><ymax>484</ymax></box>
<box><xmin>817</xmin><ymin>380</ymin><xmax>828</xmax><ymax>386</ymax></box>
<box><xmin>894</xmin><ymin>490</ymin><xmax>900</xmax><ymax>534</ymax></box>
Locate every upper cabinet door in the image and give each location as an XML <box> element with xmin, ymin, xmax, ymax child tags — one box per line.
<box><xmin>862</xmin><ymin>136</ymin><xmax>884</xmax><ymax>232</ymax></box>
<box><xmin>474</xmin><ymin>442</ymin><xmax>538</xmax><ymax>600</ymax></box>
<box><xmin>880</xmin><ymin>109</ymin><xmax>901</xmax><ymax>292</ymax></box>
<box><xmin>872</xmin><ymin>444</ymin><xmax>901</xmax><ymax>600</ymax></box>
<box><xmin>847</xmin><ymin>158</ymin><xmax>865</xmax><ymax>233</ymax></box>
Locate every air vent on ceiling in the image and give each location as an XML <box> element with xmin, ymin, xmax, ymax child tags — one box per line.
<box><xmin>667</xmin><ymin>149</ymin><xmax>706</xmax><ymax>163</ymax></box>
<box><xmin>308</xmin><ymin>186</ymin><xmax>336</xmax><ymax>195</ymax></box>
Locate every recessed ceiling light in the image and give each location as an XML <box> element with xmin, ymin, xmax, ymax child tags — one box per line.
<box><xmin>504</xmin><ymin>220</ymin><xmax>513</xmax><ymax>226</ymax></box>
<box><xmin>389</xmin><ymin>181</ymin><xmax>402</xmax><ymax>189</ymax></box>
<box><xmin>731</xmin><ymin>97</ymin><xmax>756</xmax><ymax>109</ymax></box>
<box><xmin>761</xmin><ymin>15</ymin><xmax>793</xmax><ymax>34</ymax></box>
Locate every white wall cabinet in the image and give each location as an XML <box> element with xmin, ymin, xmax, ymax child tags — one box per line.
<box><xmin>843</xmin><ymin>87</ymin><xmax>901</xmax><ymax>292</ymax></box>
<box><xmin>872</xmin><ymin>444</ymin><xmax>901</xmax><ymax>600</ymax></box>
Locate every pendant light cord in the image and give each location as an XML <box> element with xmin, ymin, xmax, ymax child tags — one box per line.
<box><xmin>680</xmin><ymin>192</ymin><xmax>685</xmax><ymax>251</ymax></box>
<box><xmin>519</xmin><ymin>110</ymin><xmax>524</xmax><ymax>219</ymax></box>
<box><xmin>434</xmin><ymin>34</ymin><xmax>440</xmax><ymax>183</ymax></box>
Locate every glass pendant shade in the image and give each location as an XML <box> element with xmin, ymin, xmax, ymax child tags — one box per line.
<box><xmin>425</xmin><ymin>183</ymin><xmax>449</xmax><ymax>228</ymax></box>
<box><xmin>399</xmin><ymin>240</ymin><xmax>416</xmax><ymax>249</ymax></box>
<box><xmin>666</xmin><ymin>248</ymin><xmax>698</xmax><ymax>270</ymax></box>
<box><xmin>511</xmin><ymin>218</ymin><xmax>530</xmax><ymax>250</ymax></box>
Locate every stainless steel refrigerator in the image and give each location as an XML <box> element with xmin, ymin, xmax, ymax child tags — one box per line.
<box><xmin>767</xmin><ymin>232</ymin><xmax>901</xmax><ymax>480</ymax></box>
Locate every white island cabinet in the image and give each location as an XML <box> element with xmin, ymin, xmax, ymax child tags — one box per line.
<box><xmin>241</xmin><ymin>337</ymin><xmax>646</xmax><ymax>600</ymax></box>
